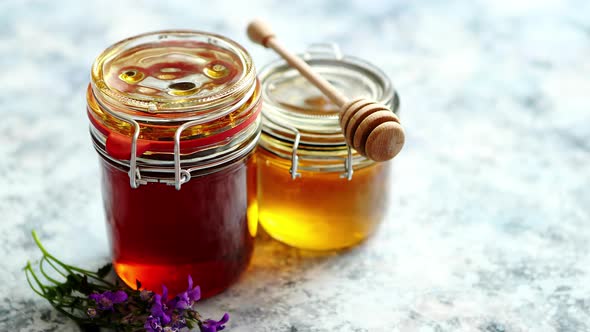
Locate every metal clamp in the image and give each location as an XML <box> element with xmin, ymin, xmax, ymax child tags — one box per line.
<box><xmin>172</xmin><ymin>120</ymin><xmax>203</xmax><ymax>190</ymax></box>
<box><xmin>105</xmin><ymin>113</ymin><xmax>189</xmax><ymax>190</ymax></box>
<box><xmin>289</xmin><ymin>130</ymin><xmax>302</xmax><ymax>180</ymax></box>
<box><xmin>265</xmin><ymin>116</ymin><xmax>354</xmax><ymax>181</ymax></box>
<box><xmin>128</xmin><ymin>119</ymin><xmax>142</xmax><ymax>189</ymax></box>
<box><xmin>170</xmin><ymin>82</ymin><xmax>257</xmax><ymax>189</ymax></box>
<box><xmin>339</xmin><ymin>145</ymin><xmax>354</xmax><ymax>181</ymax></box>
<box><xmin>94</xmin><ymin>79</ymin><xmax>257</xmax><ymax>190</ymax></box>
<box><xmin>97</xmin><ymin>111</ymin><xmax>145</xmax><ymax>189</ymax></box>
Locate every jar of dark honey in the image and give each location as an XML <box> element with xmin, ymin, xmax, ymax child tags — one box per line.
<box><xmin>256</xmin><ymin>44</ymin><xmax>399</xmax><ymax>250</ymax></box>
<box><xmin>87</xmin><ymin>31</ymin><xmax>261</xmax><ymax>297</ymax></box>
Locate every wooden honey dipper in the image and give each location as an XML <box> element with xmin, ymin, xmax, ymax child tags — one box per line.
<box><xmin>247</xmin><ymin>20</ymin><xmax>404</xmax><ymax>162</ymax></box>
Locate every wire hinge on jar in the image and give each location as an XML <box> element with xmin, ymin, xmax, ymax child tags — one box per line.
<box><xmin>109</xmin><ymin>81</ymin><xmax>257</xmax><ymax>190</ymax></box>
<box><xmin>110</xmin><ymin>114</ymin><xmax>193</xmax><ymax>189</ymax></box>
<box><xmin>131</xmin><ymin>117</ymin><xmax>214</xmax><ymax>190</ymax></box>
<box><xmin>340</xmin><ymin>146</ymin><xmax>354</xmax><ymax>181</ymax></box>
<box><xmin>267</xmin><ymin>117</ymin><xmax>354</xmax><ymax>181</ymax></box>
<box><xmin>283</xmin><ymin>42</ymin><xmax>353</xmax><ymax>180</ymax></box>
<box><xmin>126</xmin><ymin>118</ymin><xmax>143</xmax><ymax>189</ymax></box>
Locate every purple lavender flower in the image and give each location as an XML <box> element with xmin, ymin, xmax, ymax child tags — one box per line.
<box><xmin>163</xmin><ymin>327</ymin><xmax>180</xmax><ymax>332</ymax></box>
<box><xmin>200</xmin><ymin>313</ymin><xmax>230</xmax><ymax>332</ymax></box>
<box><xmin>145</xmin><ymin>315</ymin><xmax>163</xmax><ymax>332</ymax></box>
<box><xmin>186</xmin><ymin>276</ymin><xmax>201</xmax><ymax>302</ymax></box>
<box><xmin>146</xmin><ymin>276</ymin><xmax>208</xmax><ymax>332</ymax></box>
<box><xmin>150</xmin><ymin>286</ymin><xmax>172</xmax><ymax>324</ymax></box>
<box><xmin>170</xmin><ymin>315</ymin><xmax>187</xmax><ymax>330</ymax></box>
<box><xmin>88</xmin><ymin>290</ymin><xmax>128</xmax><ymax>311</ymax></box>
<box><xmin>86</xmin><ymin>307</ymin><xmax>97</xmax><ymax>318</ymax></box>
<box><xmin>145</xmin><ymin>314</ymin><xmax>184</xmax><ymax>332</ymax></box>
<box><xmin>174</xmin><ymin>275</ymin><xmax>201</xmax><ymax>310</ymax></box>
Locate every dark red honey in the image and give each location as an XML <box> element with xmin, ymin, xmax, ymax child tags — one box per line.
<box><xmin>100</xmin><ymin>155</ymin><xmax>257</xmax><ymax>298</ymax></box>
<box><xmin>87</xmin><ymin>31</ymin><xmax>261</xmax><ymax>298</ymax></box>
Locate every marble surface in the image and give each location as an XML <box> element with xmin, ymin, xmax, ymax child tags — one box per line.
<box><xmin>1</xmin><ymin>0</ymin><xmax>589</xmax><ymax>331</ymax></box>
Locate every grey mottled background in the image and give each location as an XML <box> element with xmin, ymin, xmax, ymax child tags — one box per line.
<box><xmin>1</xmin><ymin>0</ymin><xmax>589</xmax><ymax>331</ymax></box>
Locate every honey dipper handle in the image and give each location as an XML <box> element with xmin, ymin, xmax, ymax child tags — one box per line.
<box><xmin>247</xmin><ymin>19</ymin><xmax>349</xmax><ymax>106</ymax></box>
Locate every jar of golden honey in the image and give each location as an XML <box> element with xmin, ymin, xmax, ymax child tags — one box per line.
<box><xmin>256</xmin><ymin>44</ymin><xmax>399</xmax><ymax>250</ymax></box>
<box><xmin>87</xmin><ymin>31</ymin><xmax>260</xmax><ymax>297</ymax></box>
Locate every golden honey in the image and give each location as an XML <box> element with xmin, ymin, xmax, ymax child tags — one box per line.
<box><xmin>257</xmin><ymin>147</ymin><xmax>390</xmax><ymax>250</ymax></box>
<box><xmin>256</xmin><ymin>45</ymin><xmax>399</xmax><ymax>250</ymax></box>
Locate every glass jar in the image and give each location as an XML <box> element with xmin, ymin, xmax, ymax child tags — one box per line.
<box><xmin>257</xmin><ymin>44</ymin><xmax>399</xmax><ymax>250</ymax></box>
<box><xmin>87</xmin><ymin>30</ymin><xmax>261</xmax><ymax>297</ymax></box>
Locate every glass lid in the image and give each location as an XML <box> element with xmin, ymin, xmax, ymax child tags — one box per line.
<box><xmin>259</xmin><ymin>53</ymin><xmax>397</xmax><ymax>146</ymax></box>
<box><xmin>91</xmin><ymin>30</ymin><xmax>255</xmax><ymax>114</ymax></box>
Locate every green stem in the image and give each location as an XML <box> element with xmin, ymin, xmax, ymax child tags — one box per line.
<box><xmin>25</xmin><ymin>265</ymin><xmax>91</xmax><ymax>307</ymax></box>
<box><xmin>77</xmin><ymin>275</ymin><xmax>116</xmax><ymax>290</ymax></box>
<box><xmin>39</xmin><ymin>257</ymin><xmax>63</xmax><ymax>285</ymax></box>
<box><xmin>49</xmin><ymin>292</ymin><xmax>91</xmax><ymax>305</ymax></box>
<box><xmin>32</xmin><ymin>231</ymin><xmax>97</xmax><ymax>275</ymax></box>
<box><xmin>24</xmin><ymin>265</ymin><xmax>47</xmax><ymax>298</ymax></box>
<box><xmin>67</xmin><ymin>266</ymin><xmax>103</xmax><ymax>278</ymax></box>
<box><xmin>48</xmin><ymin>301</ymin><xmax>88</xmax><ymax>323</ymax></box>
<box><xmin>27</xmin><ymin>231</ymin><xmax>216</xmax><ymax>332</ymax></box>
<box><xmin>44</xmin><ymin>256</ymin><xmax>68</xmax><ymax>278</ymax></box>
<box><xmin>25</xmin><ymin>262</ymin><xmax>48</xmax><ymax>294</ymax></box>
<box><xmin>31</xmin><ymin>231</ymin><xmax>58</xmax><ymax>261</ymax></box>
<box><xmin>32</xmin><ymin>231</ymin><xmax>115</xmax><ymax>287</ymax></box>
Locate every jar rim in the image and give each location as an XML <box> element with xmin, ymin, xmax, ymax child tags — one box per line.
<box><xmin>87</xmin><ymin>31</ymin><xmax>261</xmax><ymax>189</ymax></box>
<box><xmin>257</xmin><ymin>46</ymin><xmax>399</xmax><ymax>174</ymax></box>
<box><xmin>91</xmin><ymin>30</ymin><xmax>256</xmax><ymax>114</ymax></box>
<box><xmin>258</xmin><ymin>51</ymin><xmax>399</xmax><ymax>148</ymax></box>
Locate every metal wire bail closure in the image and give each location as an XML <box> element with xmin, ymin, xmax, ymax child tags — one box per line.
<box><xmin>128</xmin><ymin>119</ymin><xmax>141</xmax><ymax>189</ymax></box>
<box><xmin>340</xmin><ymin>145</ymin><xmax>354</xmax><ymax>181</ymax></box>
<box><xmin>88</xmin><ymin>30</ymin><xmax>263</xmax><ymax>191</ymax></box>
<box><xmin>95</xmin><ymin>109</ymin><xmax>145</xmax><ymax>189</ymax></box>
<box><xmin>92</xmin><ymin>81</ymin><xmax>258</xmax><ymax>190</ymax></box>
<box><xmin>258</xmin><ymin>43</ymin><xmax>356</xmax><ymax>181</ymax></box>
<box><xmin>264</xmin><ymin>116</ymin><xmax>354</xmax><ymax>181</ymax></box>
